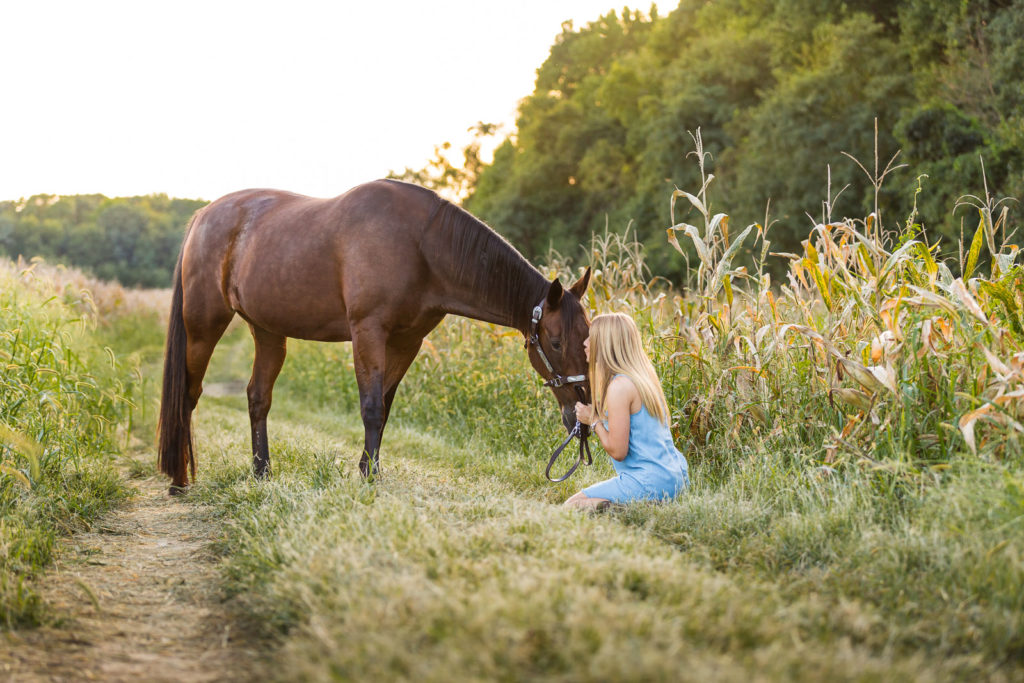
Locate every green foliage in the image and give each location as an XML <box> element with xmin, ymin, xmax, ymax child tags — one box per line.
<box><xmin>0</xmin><ymin>261</ymin><xmax>134</xmax><ymax>627</ymax></box>
<box><xmin>421</xmin><ymin>1</ymin><xmax>1024</xmax><ymax>284</ymax></box>
<box><xmin>0</xmin><ymin>194</ymin><xmax>205</xmax><ymax>288</ymax></box>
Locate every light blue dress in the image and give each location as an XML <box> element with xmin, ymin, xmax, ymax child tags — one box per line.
<box><xmin>582</xmin><ymin>391</ymin><xmax>689</xmax><ymax>503</ymax></box>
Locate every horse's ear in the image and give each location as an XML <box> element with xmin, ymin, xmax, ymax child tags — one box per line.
<box><xmin>569</xmin><ymin>267</ymin><xmax>591</xmax><ymax>298</ymax></box>
<box><xmin>546</xmin><ymin>278</ymin><xmax>564</xmax><ymax>309</ymax></box>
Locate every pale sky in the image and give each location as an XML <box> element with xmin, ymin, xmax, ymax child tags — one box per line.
<box><xmin>1</xmin><ymin>1</ymin><xmax>641</xmax><ymax>201</ymax></box>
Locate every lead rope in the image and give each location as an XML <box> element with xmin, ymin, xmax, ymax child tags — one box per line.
<box><xmin>544</xmin><ymin>384</ymin><xmax>593</xmax><ymax>482</ymax></box>
<box><xmin>545</xmin><ymin>420</ymin><xmax>592</xmax><ymax>482</ymax></box>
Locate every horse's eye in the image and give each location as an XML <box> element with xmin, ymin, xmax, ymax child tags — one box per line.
<box><xmin>551</xmin><ymin>339</ymin><xmax>562</xmax><ymax>351</ymax></box>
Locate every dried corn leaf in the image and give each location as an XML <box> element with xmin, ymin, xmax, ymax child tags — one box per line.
<box><xmin>959</xmin><ymin>390</ymin><xmax>1024</xmax><ymax>453</ymax></box>
<box><xmin>980</xmin><ymin>345</ymin><xmax>1012</xmax><ymax>379</ymax></box>
<box><xmin>870</xmin><ymin>330</ymin><xmax>898</xmax><ymax>363</ymax></box>
<box><xmin>951</xmin><ymin>278</ymin><xmax>990</xmax><ymax>325</ymax></box>
<box><xmin>708</xmin><ymin>212</ymin><xmax>728</xmax><ymax>244</ymax></box>
<box><xmin>905</xmin><ymin>286</ymin><xmax>958</xmax><ymax>316</ymax></box>
<box><xmin>711</xmin><ymin>223</ymin><xmax>755</xmax><ymax>296</ymax></box>
<box><xmin>830</xmin><ymin>387</ymin><xmax>873</xmax><ymax>412</ymax></box>
<box><xmin>668</xmin><ymin>222</ymin><xmax>711</xmax><ymax>267</ymax></box>
<box><xmin>838</xmin><ymin>357</ymin><xmax>887</xmax><ymax>394</ymax></box>
<box><xmin>670</xmin><ymin>188</ymin><xmax>707</xmax><ymax>225</ymax></box>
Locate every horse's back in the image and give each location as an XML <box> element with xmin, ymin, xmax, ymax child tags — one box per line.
<box><xmin>181</xmin><ymin>181</ymin><xmax>441</xmax><ymax>341</ymax></box>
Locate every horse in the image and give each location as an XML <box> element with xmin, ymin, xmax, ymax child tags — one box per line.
<box><xmin>157</xmin><ymin>179</ymin><xmax>591</xmax><ymax>493</ymax></box>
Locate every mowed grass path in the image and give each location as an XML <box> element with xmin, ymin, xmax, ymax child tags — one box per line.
<box><xmin>186</xmin><ymin>386</ymin><xmax>992</xmax><ymax>682</ymax></box>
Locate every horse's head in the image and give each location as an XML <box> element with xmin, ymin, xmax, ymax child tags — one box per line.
<box><xmin>526</xmin><ymin>267</ymin><xmax>592</xmax><ymax>432</ymax></box>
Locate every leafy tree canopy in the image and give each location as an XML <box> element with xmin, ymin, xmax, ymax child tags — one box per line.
<box><xmin>0</xmin><ymin>194</ymin><xmax>205</xmax><ymax>288</ymax></box>
<box><xmin>414</xmin><ymin>0</ymin><xmax>1024</xmax><ymax>280</ymax></box>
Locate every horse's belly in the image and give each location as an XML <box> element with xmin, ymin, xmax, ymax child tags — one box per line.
<box><xmin>230</xmin><ymin>271</ymin><xmax>352</xmax><ymax>342</ymax></box>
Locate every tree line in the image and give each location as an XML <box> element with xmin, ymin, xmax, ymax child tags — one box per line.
<box><xmin>394</xmin><ymin>0</ymin><xmax>1024</xmax><ymax>279</ymax></box>
<box><xmin>0</xmin><ymin>194</ymin><xmax>204</xmax><ymax>288</ymax></box>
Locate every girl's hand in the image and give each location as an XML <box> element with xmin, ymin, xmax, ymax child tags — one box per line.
<box><xmin>575</xmin><ymin>402</ymin><xmax>595</xmax><ymax>425</ymax></box>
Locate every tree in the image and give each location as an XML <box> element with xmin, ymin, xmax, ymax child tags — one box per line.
<box><xmin>394</xmin><ymin>0</ymin><xmax>1024</xmax><ymax>283</ymax></box>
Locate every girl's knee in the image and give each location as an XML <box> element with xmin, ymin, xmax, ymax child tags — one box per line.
<box><xmin>563</xmin><ymin>491</ymin><xmax>609</xmax><ymax>509</ymax></box>
<box><xmin>563</xmin><ymin>491</ymin><xmax>588</xmax><ymax>508</ymax></box>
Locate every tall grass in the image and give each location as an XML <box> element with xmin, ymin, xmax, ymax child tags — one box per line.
<box><xmin>175</xmin><ymin>132</ymin><xmax>1023</xmax><ymax>679</ymax></box>
<box><xmin>0</xmin><ymin>257</ymin><xmax>136</xmax><ymax>627</ymax></box>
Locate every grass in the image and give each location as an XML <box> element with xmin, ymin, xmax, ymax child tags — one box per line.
<box><xmin>0</xmin><ymin>259</ymin><xmax>136</xmax><ymax>627</ymax></box>
<box><xmin>182</xmin><ymin>386</ymin><xmax>1021</xmax><ymax>680</ymax></box>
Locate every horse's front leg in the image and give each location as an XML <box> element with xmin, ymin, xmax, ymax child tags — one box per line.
<box><xmin>358</xmin><ymin>380</ymin><xmax>385</xmax><ymax>479</ymax></box>
<box><xmin>247</xmin><ymin>326</ymin><xmax>287</xmax><ymax>478</ymax></box>
<box><xmin>351</xmin><ymin>327</ymin><xmax>427</xmax><ymax>478</ymax></box>
<box><xmin>352</xmin><ymin>324</ymin><xmax>388</xmax><ymax>478</ymax></box>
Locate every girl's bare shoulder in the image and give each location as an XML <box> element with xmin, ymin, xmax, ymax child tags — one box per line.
<box><xmin>607</xmin><ymin>374</ymin><xmax>640</xmax><ymax>400</ymax></box>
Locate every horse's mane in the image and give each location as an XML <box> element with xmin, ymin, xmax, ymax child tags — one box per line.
<box><xmin>428</xmin><ymin>198</ymin><xmax>547</xmax><ymax>330</ymax></box>
<box><xmin>384</xmin><ymin>180</ymin><xmax>583</xmax><ymax>334</ymax></box>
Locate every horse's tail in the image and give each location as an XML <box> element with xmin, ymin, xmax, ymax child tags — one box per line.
<box><xmin>157</xmin><ymin>225</ymin><xmax>195</xmax><ymax>488</ymax></box>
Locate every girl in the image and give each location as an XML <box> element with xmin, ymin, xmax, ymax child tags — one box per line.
<box><xmin>564</xmin><ymin>312</ymin><xmax>689</xmax><ymax>509</ymax></box>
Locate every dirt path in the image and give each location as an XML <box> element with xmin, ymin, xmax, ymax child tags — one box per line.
<box><xmin>0</xmin><ymin>474</ymin><xmax>263</xmax><ymax>682</ymax></box>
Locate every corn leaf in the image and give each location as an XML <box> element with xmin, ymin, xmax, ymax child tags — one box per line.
<box><xmin>964</xmin><ymin>211</ymin><xmax>986</xmax><ymax>279</ymax></box>
<box><xmin>670</xmin><ymin>188</ymin><xmax>707</xmax><ymax>225</ymax></box>
<box><xmin>830</xmin><ymin>387</ymin><xmax>874</xmax><ymax>412</ymax></box>
<box><xmin>669</xmin><ymin>222</ymin><xmax>712</xmax><ymax>267</ymax></box>
<box><xmin>951</xmin><ymin>278</ymin><xmax>990</xmax><ymax>325</ymax></box>
<box><xmin>803</xmin><ymin>258</ymin><xmax>834</xmax><ymax>312</ymax></box>
<box><xmin>710</xmin><ymin>223</ymin><xmax>755</xmax><ymax>296</ymax></box>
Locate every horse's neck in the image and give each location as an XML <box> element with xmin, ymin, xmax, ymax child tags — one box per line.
<box><xmin>423</xmin><ymin>203</ymin><xmax>548</xmax><ymax>333</ymax></box>
<box><xmin>440</xmin><ymin>266</ymin><xmax>548</xmax><ymax>333</ymax></box>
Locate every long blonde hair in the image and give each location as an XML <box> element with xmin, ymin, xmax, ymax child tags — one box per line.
<box><xmin>588</xmin><ymin>312</ymin><xmax>670</xmax><ymax>425</ymax></box>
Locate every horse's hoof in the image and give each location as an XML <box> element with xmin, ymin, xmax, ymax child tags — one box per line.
<box><xmin>168</xmin><ymin>484</ymin><xmax>189</xmax><ymax>497</ymax></box>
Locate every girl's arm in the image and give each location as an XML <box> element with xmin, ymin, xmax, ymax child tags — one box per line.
<box><xmin>576</xmin><ymin>377</ymin><xmax>635</xmax><ymax>462</ymax></box>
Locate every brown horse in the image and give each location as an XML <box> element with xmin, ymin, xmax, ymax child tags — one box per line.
<box><xmin>157</xmin><ymin>179</ymin><xmax>591</xmax><ymax>492</ymax></box>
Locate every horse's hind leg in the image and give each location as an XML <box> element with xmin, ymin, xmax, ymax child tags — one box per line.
<box><xmin>247</xmin><ymin>325</ymin><xmax>287</xmax><ymax>478</ymax></box>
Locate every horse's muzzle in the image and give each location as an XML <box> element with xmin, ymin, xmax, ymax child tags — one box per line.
<box><xmin>561</xmin><ymin>406</ymin><xmax>576</xmax><ymax>432</ymax></box>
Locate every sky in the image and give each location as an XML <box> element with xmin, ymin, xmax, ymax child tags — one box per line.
<box><xmin>1</xmin><ymin>1</ymin><xmax>635</xmax><ymax>201</ymax></box>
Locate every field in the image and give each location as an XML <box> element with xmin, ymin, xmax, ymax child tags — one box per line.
<box><xmin>1</xmin><ymin>161</ymin><xmax>1022</xmax><ymax>680</ymax></box>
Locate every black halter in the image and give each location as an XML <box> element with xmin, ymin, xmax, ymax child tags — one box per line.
<box><xmin>524</xmin><ymin>299</ymin><xmax>592</xmax><ymax>482</ymax></box>
<box><xmin>525</xmin><ymin>301</ymin><xmax>588</xmax><ymax>389</ymax></box>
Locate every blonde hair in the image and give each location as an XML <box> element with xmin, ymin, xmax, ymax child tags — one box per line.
<box><xmin>588</xmin><ymin>312</ymin><xmax>670</xmax><ymax>425</ymax></box>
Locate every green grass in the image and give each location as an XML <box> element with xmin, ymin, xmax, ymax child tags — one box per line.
<box><xmin>0</xmin><ymin>261</ymin><xmax>135</xmax><ymax>627</ymax></box>
<box><xmin>180</xmin><ymin>391</ymin><xmax>1019</xmax><ymax>681</ymax></box>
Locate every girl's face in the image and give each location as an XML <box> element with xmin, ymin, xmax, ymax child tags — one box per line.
<box><xmin>583</xmin><ymin>334</ymin><xmax>591</xmax><ymax>362</ymax></box>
